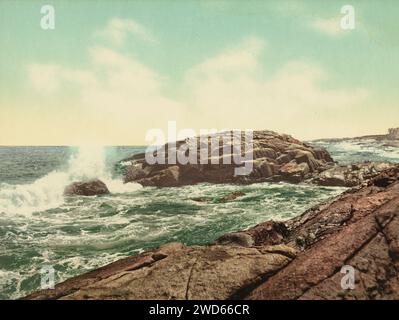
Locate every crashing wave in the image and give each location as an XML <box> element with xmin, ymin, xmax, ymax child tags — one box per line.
<box><xmin>0</xmin><ymin>146</ymin><xmax>142</xmax><ymax>216</ymax></box>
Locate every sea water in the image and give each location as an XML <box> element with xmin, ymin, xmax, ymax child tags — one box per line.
<box><xmin>0</xmin><ymin>139</ymin><xmax>398</xmax><ymax>299</ymax></box>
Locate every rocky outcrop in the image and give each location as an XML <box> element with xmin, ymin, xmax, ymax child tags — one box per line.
<box><xmin>247</xmin><ymin>166</ymin><xmax>399</xmax><ymax>300</ymax></box>
<box><xmin>121</xmin><ymin>130</ymin><xmax>334</xmax><ymax>187</ymax></box>
<box><xmin>121</xmin><ymin>130</ymin><xmax>394</xmax><ymax>188</ymax></box>
<box><xmin>215</xmin><ymin>221</ymin><xmax>289</xmax><ymax>247</ymax></box>
<box><xmin>25</xmin><ymin>242</ymin><xmax>296</xmax><ymax>300</ymax></box>
<box><xmin>64</xmin><ymin>179</ymin><xmax>110</xmax><ymax>196</ymax></box>
<box><xmin>25</xmin><ymin>166</ymin><xmax>399</xmax><ymax>300</ymax></box>
<box><xmin>311</xmin><ymin>162</ymin><xmax>396</xmax><ymax>187</ymax></box>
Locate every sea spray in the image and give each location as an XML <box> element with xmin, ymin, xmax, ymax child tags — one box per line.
<box><xmin>0</xmin><ymin>145</ymin><xmax>141</xmax><ymax>215</ymax></box>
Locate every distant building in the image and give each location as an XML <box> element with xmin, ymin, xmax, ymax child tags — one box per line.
<box><xmin>388</xmin><ymin>128</ymin><xmax>399</xmax><ymax>140</ymax></box>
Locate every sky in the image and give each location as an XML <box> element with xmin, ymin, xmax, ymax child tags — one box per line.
<box><xmin>0</xmin><ymin>0</ymin><xmax>398</xmax><ymax>145</ymax></box>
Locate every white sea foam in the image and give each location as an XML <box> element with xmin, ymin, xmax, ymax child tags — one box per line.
<box><xmin>0</xmin><ymin>145</ymin><xmax>141</xmax><ymax>216</ymax></box>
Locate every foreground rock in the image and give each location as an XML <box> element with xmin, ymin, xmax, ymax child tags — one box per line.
<box><xmin>247</xmin><ymin>166</ymin><xmax>399</xmax><ymax>300</ymax></box>
<box><xmin>25</xmin><ymin>166</ymin><xmax>399</xmax><ymax>300</ymax></box>
<box><xmin>64</xmin><ymin>179</ymin><xmax>110</xmax><ymax>196</ymax></box>
<box><xmin>25</xmin><ymin>243</ymin><xmax>296</xmax><ymax>300</ymax></box>
<box><xmin>121</xmin><ymin>130</ymin><xmax>334</xmax><ymax>187</ymax></box>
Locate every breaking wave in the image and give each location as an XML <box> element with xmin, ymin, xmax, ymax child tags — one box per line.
<box><xmin>0</xmin><ymin>146</ymin><xmax>142</xmax><ymax>216</ymax></box>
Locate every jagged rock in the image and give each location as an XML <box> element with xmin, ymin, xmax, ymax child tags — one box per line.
<box><xmin>312</xmin><ymin>162</ymin><xmax>395</xmax><ymax>187</ymax></box>
<box><xmin>245</xmin><ymin>221</ymin><xmax>289</xmax><ymax>246</ymax></box>
<box><xmin>121</xmin><ymin>130</ymin><xmax>333</xmax><ymax>187</ymax></box>
<box><xmin>279</xmin><ymin>161</ymin><xmax>310</xmax><ymax>183</ymax></box>
<box><xmin>23</xmin><ymin>242</ymin><xmax>186</xmax><ymax>300</ymax></box>
<box><xmin>124</xmin><ymin>163</ymin><xmax>147</xmax><ymax>181</ymax></box>
<box><xmin>294</xmin><ymin>150</ymin><xmax>319</xmax><ymax>171</ymax></box>
<box><xmin>247</xmin><ymin>166</ymin><xmax>399</xmax><ymax>300</ymax></box>
<box><xmin>215</xmin><ymin>232</ymin><xmax>254</xmax><ymax>247</ymax></box>
<box><xmin>121</xmin><ymin>130</ymin><xmax>393</xmax><ymax>188</ymax></box>
<box><xmin>64</xmin><ymin>179</ymin><xmax>110</xmax><ymax>196</ymax></box>
<box><xmin>136</xmin><ymin>165</ymin><xmax>180</xmax><ymax>187</ymax></box>
<box><xmin>26</xmin><ymin>244</ymin><xmax>296</xmax><ymax>300</ymax></box>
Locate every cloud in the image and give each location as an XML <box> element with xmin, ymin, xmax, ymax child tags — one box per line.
<box><xmin>27</xmin><ymin>45</ymin><xmax>184</xmax><ymax>144</ymax></box>
<box><xmin>183</xmin><ymin>37</ymin><xmax>368</xmax><ymax>137</ymax></box>
<box><xmin>96</xmin><ymin>18</ymin><xmax>158</xmax><ymax>45</ymax></box>
<box><xmin>26</xmin><ymin>25</ymin><xmax>369</xmax><ymax>143</ymax></box>
<box><xmin>272</xmin><ymin>3</ymin><xmax>356</xmax><ymax>38</ymax></box>
<box><xmin>310</xmin><ymin>17</ymin><xmax>344</xmax><ymax>37</ymax></box>
<box><xmin>28</xmin><ymin>64</ymin><xmax>96</xmax><ymax>94</ymax></box>
<box><xmin>186</xmin><ymin>36</ymin><xmax>265</xmax><ymax>83</ymax></box>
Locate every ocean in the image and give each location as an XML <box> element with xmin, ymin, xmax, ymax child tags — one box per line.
<box><xmin>1</xmin><ymin>139</ymin><xmax>398</xmax><ymax>299</ymax></box>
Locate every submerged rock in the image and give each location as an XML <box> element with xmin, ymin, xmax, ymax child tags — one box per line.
<box><xmin>191</xmin><ymin>197</ymin><xmax>210</xmax><ymax>203</ymax></box>
<box><xmin>191</xmin><ymin>191</ymin><xmax>246</xmax><ymax>204</ymax></box>
<box><xmin>219</xmin><ymin>191</ymin><xmax>246</xmax><ymax>202</ymax></box>
<box><xmin>64</xmin><ymin>179</ymin><xmax>110</xmax><ymax>196</ymax></box>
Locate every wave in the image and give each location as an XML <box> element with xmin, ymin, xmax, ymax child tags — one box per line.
<box><xmin>0</xmin><ymin>146</ymin><xmax>142</xmax><ymax>216</ymax></box>
<box><xmin>313</xmin><ymin>139</ymin><xmax>399</xmax><ymax>164</ymax></box>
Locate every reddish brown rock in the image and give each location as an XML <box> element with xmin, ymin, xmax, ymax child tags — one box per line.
<box><xmin>25</xmin><ymin>244</ymin><xmax>296</xmax><ymax>300</ymax></box>
<box><xmin>121</xmin><ymin>129</ymin><xmax>392</xmax><ymax>188</ymax></box>
<box><xmin>64</xmin><ymin>179</ymin><xmax>110</xmax><ymax>196</ymax></box>
<box><xmin>247</xmin><ymin>166</ymin><xmax>399</xmax><ymax>300</ymax></box>
<box><xmin>121</xmin><ymin>130</ymin><xmax>333</xmax><ymax>187</ymax></box>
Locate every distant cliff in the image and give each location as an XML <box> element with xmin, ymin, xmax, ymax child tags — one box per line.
<box><xmin>388</xmin><ymin>128</ymin><xmax>399</xmax><ymax>140</ymax></box>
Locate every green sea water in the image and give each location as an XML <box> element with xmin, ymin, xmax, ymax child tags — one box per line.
<box><xmin>0</xmin><ymin>139</ymin><xmax>397</xmax><ymax>299</ymax></box>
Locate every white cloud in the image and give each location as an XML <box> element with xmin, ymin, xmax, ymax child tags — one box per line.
<box><xmin>183</xmin><ymin>37</ymin><xmax>368</xmax><ymax>138</ymax></box>
<box><xmin>28</xmin><ymin>64</ymin><xmax>61</xmax><ymax>93</ymax></box>
<box><xmin>96</xmin><ymin>18</ymin><xmax>157</xmax><ymax>45</ymax></box>
<box><xmin>27</xmin><ymin>46</ymin><xmax>184</xmax><ymax>144</ymax></box>
<box><xmin>28</xmin><ymin>64</ymin><xmax>96</xmax><ymax>94</ymax></box>
<box><xmin>186</xmin><ymin>37</ymin><xmax>265</xmax><ymax>81</ymax></box>
<box><xmin>27</xmin><ymin>28</ymin><xmax>369</xmax><ymax>143</ymax></box>
<box><xmin>310</xmin><ymin>17</ymin><xmax>344</xmax><ymax>37</ymax></box>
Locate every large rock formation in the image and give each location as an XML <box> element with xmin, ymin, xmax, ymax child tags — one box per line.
<box><xmin>121</xmin><ymin>130</ymin><xmax>334</xmax><ymax>187</ymax></box>
<box><xmin>64</xmin><ymin>179</ymin><xmax>110</xmax><ymax>196</ymax></box>
<box><xmin>247</xmin><ymin>166</ymin><xmax>399</xmax><ymax>300</ymax></box>
<box><xmin>25</xmin><ymin>166</ymin><xmax>399</xmax><ymax>300</ymax></box>
<box><xmin>24</xmin><ymin>242</ymin><xmax>296</xmax><ymax>300</ymax></box>
<box><xmin>121</xmin><ymin>130</ymin><xmax>394</xmax><ymax>188</ymax></box>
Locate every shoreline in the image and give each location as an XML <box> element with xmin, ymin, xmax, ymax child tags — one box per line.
<box><xmin>24</xmin><ymin>165</ymin><xmax>399</xmax><ymax>300</ymax></box>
